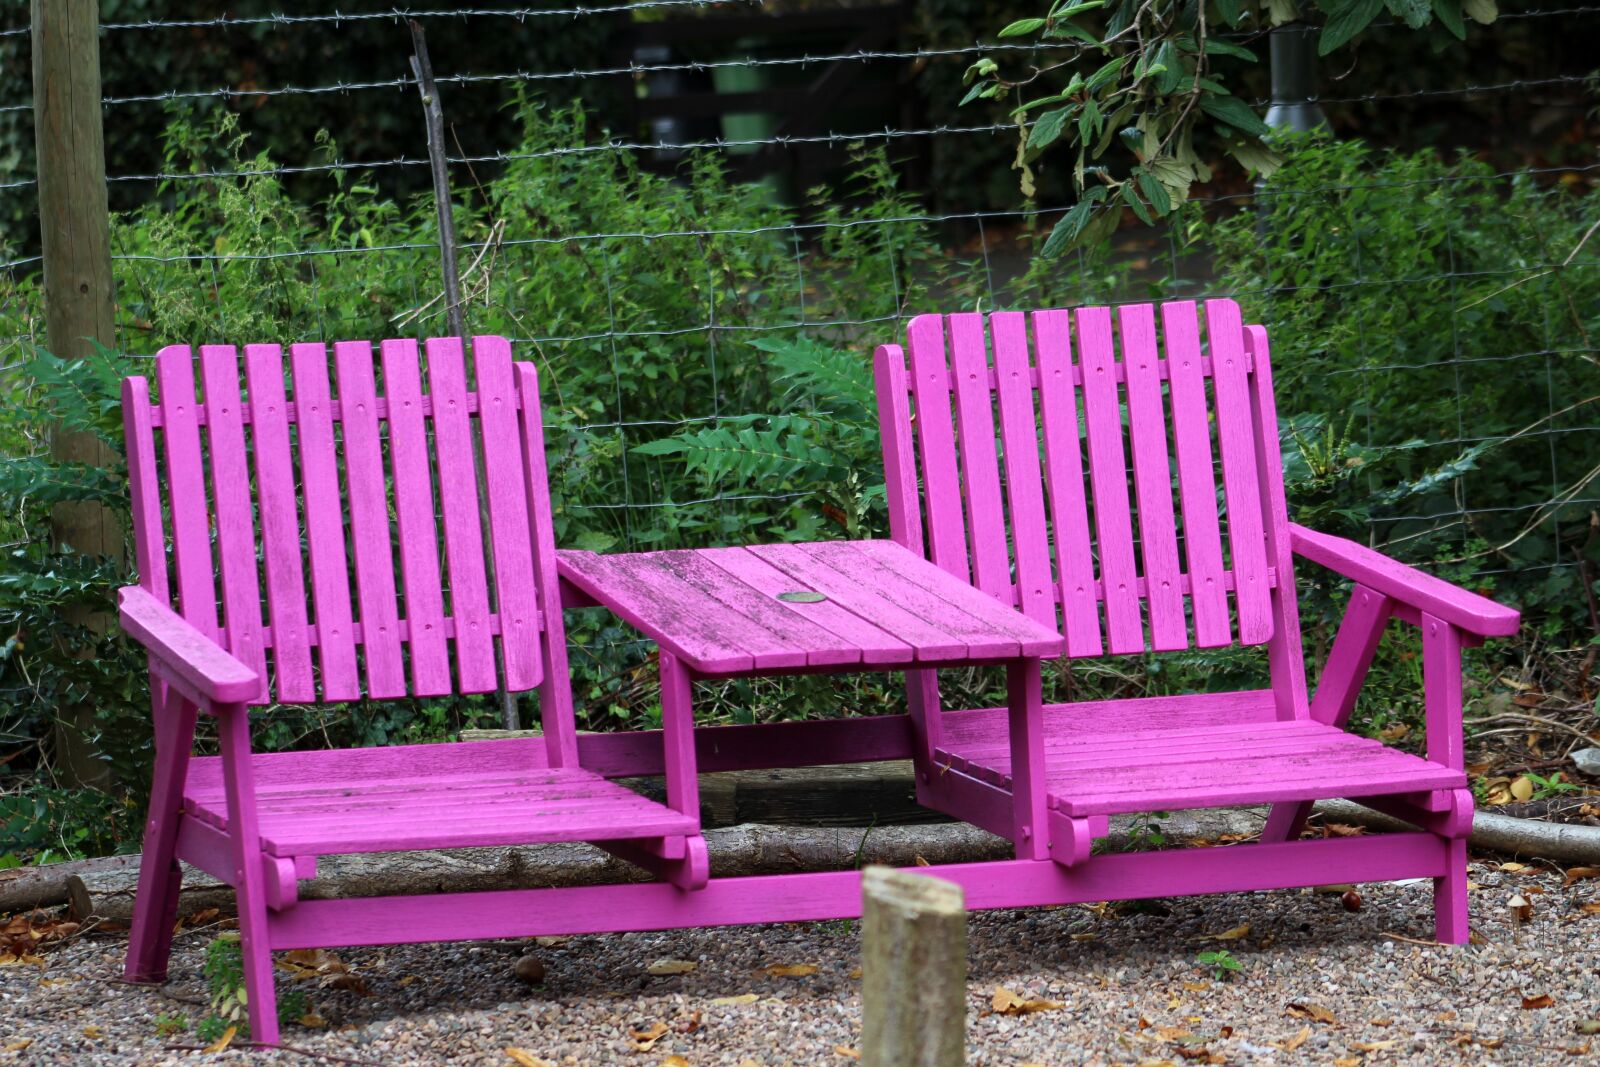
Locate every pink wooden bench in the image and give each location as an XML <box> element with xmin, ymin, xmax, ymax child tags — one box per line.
<box><xmin>872</xmin><ymin>298</ymin><xmax>1520</xmax><ymax>942</ymax></box>
<box><xmin>117</xmin><ymin>337</ymin><xmax>706</xmax><ymax>1043</ymax></box>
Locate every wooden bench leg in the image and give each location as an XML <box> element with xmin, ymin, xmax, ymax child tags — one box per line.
<box><xmin>126</xmin><ymin>683</ymin><xmax>197</xmax><ymax>984</ymax></box>
<box><xmin>1007</xmin><ymin>659</ymin><xmax>1048</xmax><ymax>861</ymax></box>
<box><xmin>1434</xmin><ymin>836</ymin><xmax>1469</xmax><ymax>944</ymax></box>
<box><xmin>219</xmin><ymin>703</ymin><xmax>280</xmax><ymax>1046</ymax></box>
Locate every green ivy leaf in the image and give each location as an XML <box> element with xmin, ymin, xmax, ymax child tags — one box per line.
<box><xmin>1463</xmin><ymin>0</ymin><xmax>1497</xmax><ymax>23</ymax></box>
<box><xmin>1319</xmin><ymin>0</ymin><xmax>1385</xmax><ymax>52</ymax></box>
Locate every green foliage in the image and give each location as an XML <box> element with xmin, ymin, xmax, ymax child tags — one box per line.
<box><xmin>962</xmin><ymin>0</ymin><xmax>1498</xmax><ymax>253</ymax></box>
<box><xmin>153</xmin><ymin>1013</ymin><xmax>189</xmax><ymax>1038</ymax></box>
<box><xmin>1196</xmin><ymin>948</ymin><xmax>1243</xmax><ymax>980</ymax></box>
<box><xmin>199</xmin><ymin>934</ymin><xmax>305</xmax><ymax>1041</ymax></box>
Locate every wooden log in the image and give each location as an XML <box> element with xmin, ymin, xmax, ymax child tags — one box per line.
<box><xmin>1316</xmin><ymin>799</ymin><xmax>1600</xmax><ymax>865</ymax></box>
<box><xmin>861</xmin><ymin>866</ymin><xmax>966</xmax><ymax>1067</ymax></box>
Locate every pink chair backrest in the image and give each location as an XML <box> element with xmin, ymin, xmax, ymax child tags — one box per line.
<box><xmin>122</xmin><ymin>336</ymin><xmax>571</xmax><ymax>731</ymax></box>
<box><xmin>876</xmin><ymin>298</ymin><xmax>1303</xmax><ymax>664</ymax></box>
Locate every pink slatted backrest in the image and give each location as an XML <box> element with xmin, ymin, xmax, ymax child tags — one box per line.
<box><xmin>121</xmin><ymin>335</ymin><xmax>578</xmax><ymax>762</ymax></box>
<box><xmin>877</xmin><ymin>299</ymin><xmax>1301</xmax><ymax>665</ymax></box>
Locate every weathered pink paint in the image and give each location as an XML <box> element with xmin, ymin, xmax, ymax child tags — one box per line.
<box><xmin>875</xmin><ymin>298</ymin><xmax>1523</xmax><ymax>943</ymax></box>
<box><xmin>118</xmin><ymin>337</ymin><xmax>706</xmax><ymax>1043</ymax></box>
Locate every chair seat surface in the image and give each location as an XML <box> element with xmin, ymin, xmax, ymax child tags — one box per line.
<box><xmin>935</xmin><ymin>717</ymin><xmax>1466</xmax><ymax>818</ymax></box>
<box><xmin>183</xmin><ymin>742</ymin><xmax>696</xmax><ymax>857</ymax></box>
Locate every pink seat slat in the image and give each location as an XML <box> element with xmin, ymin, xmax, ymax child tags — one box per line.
<box><xmin>947</xmin><ymin>313</ymin><xmax>1010</xmax><ymax>602</ymax></box>
<box><xmin>472</xmin><ymin>337</ymin><xmax>543</xmax><ymax>692</ymax></box>
<box><xmin>289</xmin><ymin>342</ymin><xmax>360</xmax><ymax>701</ymax></box>
<box><xmin>332</xmin><ymin>341</ymin><xmax>407</xmax><ymax>699</ymax></box>
<box><xmin>380</xmin><ymin>340</ymin><xmax>453</xmax><ymax>697</ymax></box>
<box><xmin>1161</xmin><ymin>302</ymin><xmax>1232</xmax><ymax>648</ymax></box>
<box><xmin>905</xmin><ymin>314</ymin><xmax>969</xmax><ymax>582</ymax></box>
<box><xmin>1204</xmin><ymin>299</ymin><xmax>1273</xmax><ymax>644</ymax></box>
<box><xmin>1033</xmin><ymin>310</ymin><xmax>1103</xmax><ymax>656</ymax></box>
<box><xmin>198</xmin><ymin>346</ymin><xmax>267</xmax><ymax>703</ymax></box>
<box><xmin>1075</xmin><ymin>307</ymin><xmax>1144</xmax><ymax>653</ymax></box>
<box><xmin>990</xmin><ymin>312</ymin><xmax>1056</xmax><ymax>628</ymax></box>
<box><xmin>425</xmin><ymin>337</ymin><xmax>497</xmax><ymax>694</ymax></box>
<box><xmin>154</xmin><ymin>347</ymin><xmax>218</xmax><ymax>640</ymax></box>
<box><xmin>1117</xmin><ymin>305</ymin><xmax>1186</xmax><ymax>651</ymax></box>
<box><xmin>243</xmin><ymin>345</ymin><xmax>315</xmax><ymax>702</ymax></box>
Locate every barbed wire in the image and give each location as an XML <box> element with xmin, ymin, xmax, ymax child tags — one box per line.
<box><xmin>0</xmin><ymin>0</ymin><xmax>760</xmax><ymax>39</ymax></box>
<box><xmin>3</xmin><ymin>1</ymin><xmax>1594</xmax><ymax>40</ymax></box>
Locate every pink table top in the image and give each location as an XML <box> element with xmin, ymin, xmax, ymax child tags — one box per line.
<box><xmin>557</xmin><ymin>539</ymin><xmax>1065</xmax><ymax>676</ymax></box>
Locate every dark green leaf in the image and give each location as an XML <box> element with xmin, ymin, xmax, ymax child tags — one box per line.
<box><xmin>1028</xmin><ymin>106</ymin><xmax>1075</xmax><ymax>151</ymax></box>
<box><xmin>1198</xmin><ymin>93</ymin><xmax>1270</xmax><ymax>137</ymax></box>
<box><xmin>1431</xmin><ymin>0</ymin><xmax>1467</xmax><ymax>36</ymax></box>
<box><xmin>1213</xmin><ymin>0</ymin><xmax>1246</xmax><ymax>25</ymax></box>
<box><xmin>1203</xmin><ymin>38</ymin><xmax>1258</xmax><ymax>60</ymax></box>
<box><xmin>1041</xmin><ymin>201</ymin><xmax>1095</xmax><ymax>257</ymax></box>
<box><xmin>1384</xmin><ymin>0</ymin><xmax>1433</xmax><ymax>29</ymax></box>
<box><xmin>1318</xmin><ymin>0</ymin><xmax>1384</xmax><ymax>53</ymax></box>
<box><xmin>1124</xmin><ymin>183</ymin><xmax>1155</xmax><ymax>225</ymax></box>
<box><xmin>1137</xmin><ymin>169</ymin><xmax>1173</xmax><ymax>215</ymax></box>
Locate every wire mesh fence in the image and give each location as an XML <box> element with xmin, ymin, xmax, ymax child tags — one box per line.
<box><xmin>1</xmin><ymin>0</ymin><xmax>1597</xmax><ymax>654</ymax></box>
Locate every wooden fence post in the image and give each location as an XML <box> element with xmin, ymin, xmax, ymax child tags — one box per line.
<box><xmin>861</xmin><ymin>865</ymin><xmax>967</xmax><ymax>1067</ymax></box>
<box><xmin>32</xmin><ymin>0</ymin><xmax>121</xmax><ymax>789</ymax></box>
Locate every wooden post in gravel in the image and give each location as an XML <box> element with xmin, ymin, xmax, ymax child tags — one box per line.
<box><xmin>860</xmin><ymin>866</ymin><xmax>967</xmax><ymax>1067</ymax></box>
<box><xmin>32</xmin><ymin>0</ymin><xmax>121</xmax><ymax>789</ymax></box>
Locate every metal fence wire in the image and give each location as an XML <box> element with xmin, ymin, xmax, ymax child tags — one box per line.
<box><xmin>1</xmin><ymin>0</ymin><xmax>1597</xmax><ymax>609</ymax></box>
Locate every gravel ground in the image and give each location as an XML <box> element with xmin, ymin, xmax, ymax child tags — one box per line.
<box><xmin>3</xmin><ymin>858</ymin><xmax>1597</xmax><ymax>1066</ymax></box>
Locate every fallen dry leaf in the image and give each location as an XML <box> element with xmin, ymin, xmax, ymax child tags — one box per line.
<box><xmin>1181</xmin><ymin>981</ymin><xmax>1208</xmax><ymax>992</ymax></box>
<box><xmin>631</xmin><ymin>1021</ymin><xmax>671</xmax><ymax>1051</ymax></box>
<box><xmin>1193</xmin><ymin>923</ymin><xmax>1250</xmax><ymax>942</ymax></box>
<box><xmin>1333</xmin><ymin>1058</ymin><xmax>1360</xmax><ymax>1067</ymax></box>
<box><xmin>1578</xmin><ymin>1020</ymin><xmax>1600</xmax><ymax>1035</ymax></box>
<box><xmin>762</xmin><ymin>963</ymin><xmax>818</xmax><ymax>978</ymax></box>
<box><xmin>1351</xmin><ymin>1039</ymin><xmax>1399</xmax><ymax>1052</ymax></box>
<box><xmin>505</xmin><ymin>1050</ymin><xmax>555</xmax><ymax>1067</ymax></box>
<box><xmin>1069</xmin><ymin>932</ymin><xmax>1098</xmax><ymax>942</ymax></box>
<box><xmin>675</xmin><ymin>1011</ymin><xmax>702</xmax><ymax>1035</ymax></box>
<box><xmin>299</xmin><ymin>1012</ymin><xmax>327</xmax><ymax>1029</ymax></box>
<box><xmin>1286</xmin><ymin>1002</ymin><xmax>1337</xmax><ymax>1024</ymax></box>
<box><xmin>81</xmin><ymin>1026</ymin><xmax>103</xmax><ymax>1039</ymax></box>
<box><xmin>1522</xmin><ymin>993</ymin><xmax>1555</xmax><ymax>1010</ymax></box>
<box><xmin>661</xmin><ymin>1058</ymin><xmax>690</xmax><ymax>1067</ymax></box>
<box><xmin>711</xmin><ymin>994</ymin><xmax>759</xmax><ymax>1006</ymax></box>
<box><xmin>3</xmin><ymin>1039</ymin><xmax>31</xmax><ymax>1052</ymax></box>
<box><xmin>204</xmin><ymin>1026</ymin><xmax>237</xmax><ymax>1053</ymax></box>
<box><xmin>647</xmin><ymin>959</ymin><xmax>698</xmax><ymax>976</ymax></box>
<box><xmin>833</xmin><ymin>1046</ymin><xmax>861</xmax><ymax>1059</ymax></box>
<box><xmin>1371</xmin><ymin>1018</ymin><xmax>1393</xmax><ymax>1026</ymax></box>
<box><xmin>848</xmin><ymin>966</ymin><xmax>862</xmax><ymax>979</ymax></box>
<box><xmin>1563</xmin><ymin>867</ymin><xmax>1600</xmax><ymax>887</ymax></box>
<box><xmin>397</xmin><ymin>975</ymin><xmax>418</xmax><ymax>987</ymax></box>
<box><xmin>992</xmin><ymin>987</ymin><xmax>1064</xmax><ymax>1016</ymax></box>
<box><xmin>1578</xmin><ymin>902</ymin><xmax>1600</xmax><ymax>915</ymax></box>
<box><xmin>1273</xmin><ymin>1027</ymin><xmax>1311</xmax><ymax>1051</ymax></box>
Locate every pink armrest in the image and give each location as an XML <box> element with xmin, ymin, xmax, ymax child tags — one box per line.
<box><xmin>1289</xmin><ymin>524</ymin><xmax>1520</xmax><ymax>638</ymax></box>
<box><xmin>118</xmin><ymin>586</ymin><xmax>260</xmax><ymax>703</ymax></box>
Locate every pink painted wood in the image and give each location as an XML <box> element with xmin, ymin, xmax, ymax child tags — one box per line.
<box><xmin>874</xmin><ymin>298</ymin><xmax>1521</xmax><ymax>946</ymax></box>
<box><xmin>243</xmin><ymin>344</ymin><xmax>315</xmax><ymax>703</ymax></box>
<box><xmin>119</xmin><ymin>336</ymin><xmax>710</xmax><ymax>1043</ymax></box>
<box><xmin>1031</xmin><ymin>308</ymin><xmax>1102</xmax><ymax>657</ymax></box>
